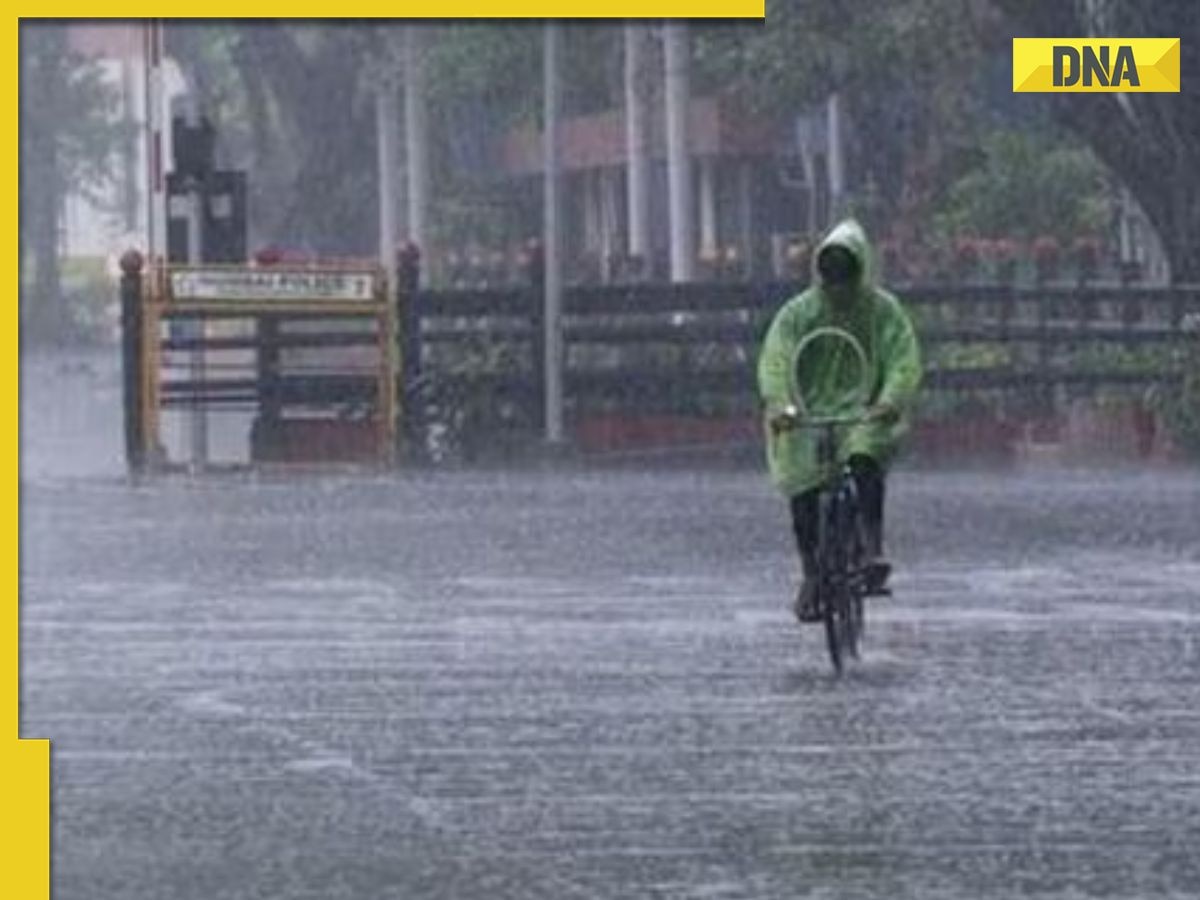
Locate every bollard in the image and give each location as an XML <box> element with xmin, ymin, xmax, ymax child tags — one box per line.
<box><xmin>257</xmin><ymin>316</ymin><xmax>281</xmax><ymax>423</ymax></box>
<box><xmin>397</xmin><ymin>240</ymin><xmax>422</xmax><ymax>393</ymax></box>
<box><xmin>396</xmin><ymin>240</ymin><xmax>424</xmax><ymax>458</ymax></box>
<box><xmin>252</xmin><ymin>248</ymin><xmax>282</xmax><ymax>460</ymax></box>
<box><xmin>395</xmin><ymin>240</ymin><xmax>422</xmax><ymax>458</ymax></box>
<box><xmin>119</xmin><ymin>249</ymin><xmax>145</xmax><ymax>475</ymax></box>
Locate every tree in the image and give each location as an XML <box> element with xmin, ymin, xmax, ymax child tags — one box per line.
<box><xmin>692</xmin><ymin>0</ymin><xmax>998</xmax><ymax>241</ymax></box>
<box><xmin>168</xmin><ymin>22</ymin><xmax>385</xmax><ymax>254</ymax></box>
<box><xmin>932</xmin><ymin>129</ymin><xmax>1112</xmax><ymax>241</ymax></box>
<box><xmin>990</xmin><ymin>0</ymin><xmax>1200</xmax><ymax>282</ymax></box>
<box><xmin>170</xmin><ymin>23</ymin><xmax>552</xmax><ymax>259</ymax></box>
<box><xmin>20</xmin><ymin>22</ymin><xmax>127</xmax><ymax>341</ymax></box>
<box><xmin>228</xmin><ymin>23</ymin><xmax>379</xmax><ymax>253</ymax></box>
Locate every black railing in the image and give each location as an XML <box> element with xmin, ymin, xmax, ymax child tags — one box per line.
<box><xmin>409</xmin><ymin>280</ymin><xmax>1200</xmax><ymax>424</ymax></box>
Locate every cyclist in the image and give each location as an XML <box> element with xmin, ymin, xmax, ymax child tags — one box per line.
<box><xmin>757</xmin><ymin>219</ymin><xmax>922</xmax><ymax>623</ymax></box>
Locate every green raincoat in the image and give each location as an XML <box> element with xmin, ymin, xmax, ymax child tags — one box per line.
<box><xmin>757</xmin><ymin>220</ymin><xmax>922</xmax><ymax>496</ymax></box>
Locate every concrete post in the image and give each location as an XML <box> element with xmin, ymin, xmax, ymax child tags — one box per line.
<box><xmin>664</xmin><ymin>21</ymin><xmax>695</xmax><ymax>283</ymax></box>
<box><xmin>120</xmin><ymin>249</ymin><xmax>146</xmax><ymax>475</ymax></box>
<box><xmin>543</xmin><ymin>22</ymin><xmax>565</xmax><ymax>444</ymax></box>
<box><xmin>624</xmin><ymin>23</ymin><xmax>651</xmax><ymax>266</ymax></box>
<box><xmin>404</xmin><ymin>26</ymin><xmax>430</xmax><ymax>284</ymax></box>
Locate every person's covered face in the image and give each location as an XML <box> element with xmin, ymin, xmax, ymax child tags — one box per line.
<box><xmin>817</xmin><ymin>245</ymin><xmax>861</xmax><ymax>302</ymax></box>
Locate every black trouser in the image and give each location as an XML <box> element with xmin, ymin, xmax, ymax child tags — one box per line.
<box><xmin>790</xmin><ymin>454</ymin><xmax>885</xmax><ymax>574</ymax></box>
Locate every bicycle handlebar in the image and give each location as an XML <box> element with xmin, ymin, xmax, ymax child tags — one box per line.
<box><xmin>771</xmin><ymin>410</ymin><xmax>868</xmax><ymax>433</ymax></box>
<box><xmin>797</xmin><ymin>413</ymin><xmax>869</xmax><ymax>427</ymax></box>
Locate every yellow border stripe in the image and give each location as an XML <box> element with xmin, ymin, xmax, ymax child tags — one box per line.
<box><xmin>20</xmin><ymin>4</ymin><xmax>764</xmax><ymax>16</ymax></box>
<box><xmin>9</xmin><ymin>15</ymin><xmax>51</xmax><ymax>900</ymax></box>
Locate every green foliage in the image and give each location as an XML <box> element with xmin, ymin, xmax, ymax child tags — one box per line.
<box><xmin>425</xmin><ymin>24</ymin><xmax>541</xmax><ymax>111</ymax></box>
<box><xmin>20</xmin><ymin>256</ymin><xmax>117</xmax><ymax>344</ymax></box>
<box><xmin>927</xmin><ymin>341</ymin><xmax>1013</xmax><ymax>370</ymax></box>
<box><xmin>1069</xmin><ymin>343</ymin><xmax>1174</xmax><ymax>377</ymax></box>
<box><xmin>167</xmin><ymin>25</ymin><xmax>260</xmax><ymax>164</ymax></box>
<box><xmin>59</xmin><ymin>258</ymin><xmax>118</xmax><ymax>344</ymax></box>
<box><xmin>172</xmin><ymin>22</ymin><xmax>605</xmax><ymax>257</ymax></box>
<box><xmin>20</xmin><ymin>23</ymin><xmax>130</xmax><ymax>344</ymax></box>
<box><xmin>170</xmin><ymin>23</ymin><xmax>380</xmax><ymax>252</ymax></box>
<box><xmin>20</xmin><ymin>24</ymin><xmax>130</xmax><ymax>205</ymax></box>
<box><xmin>932</xmin><ymin>130</ymin><xmax>1112</xmax><ymax>241</ymax></box>
<box><xmin>1157</xmin><ymin>329</ymin><xmax>1200</xmax><ymax>459</ymax></box>
<box><xmin>693</xmin><ymin>0</ymin><xmax>989</xmax><ymax>109</ymax></box>
<box><xmin>423</xmin><ymin>327</ymin><xmax>535</xmax><ymax>460</ymax></box>
<box><xmin>429</xmin><ymin>181</ymin><xmax>531</xmax><ymax>252</ymax></box>
<box><xmin>1056</xmin><ymin>339</ymin><xmax>1200</xmax><ymax>459</ymax></box>
<box><xmin>916</xmin><ymin>389</ymin><xmax>1002</xmax><ymax>422</ymax></box>
<box><xmin>423</xmin><ymin>24</ymin><xmax>620</xmax><ymax>124</ymax></box>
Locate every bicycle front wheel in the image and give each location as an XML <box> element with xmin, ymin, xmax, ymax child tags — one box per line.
<box><xmin>819</xmin><ymin>485</ymin><xmax>864</xmax><ymax>674</ymax></box>
<box><xmin>822</xmin><ymin>584</ymin><xmax>847</xmax><ymax>675</ymax></box>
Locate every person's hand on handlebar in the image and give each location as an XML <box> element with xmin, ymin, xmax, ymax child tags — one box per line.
<box><xmin>769</xmin><ymin>405</ymin><xmax>803</xmax><ymax>434</ymax></box>
<box><xmin>865</xmin><ymin>401</ymin><xmax>900</xmax><ymax>424</ymax></box>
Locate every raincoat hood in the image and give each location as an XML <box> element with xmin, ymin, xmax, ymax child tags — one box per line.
<box><xmin>812</xmin><ymin>218</ymin><xmax>876</xmax><ymax>292</ymax></box>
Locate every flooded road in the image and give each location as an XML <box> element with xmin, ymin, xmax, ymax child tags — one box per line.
<box><xmin>19</xmin><ymin>351</ymin><xmax>1200</xmax><ymax>899</ymax></box>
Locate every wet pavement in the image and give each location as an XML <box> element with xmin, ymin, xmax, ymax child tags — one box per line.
<box><xmin>18</xmin><ymin>350</ymin><xmax>1200</xmax><ymax>899</ymax></box>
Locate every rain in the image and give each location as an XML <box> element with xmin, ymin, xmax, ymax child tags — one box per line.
<box><xmin>17</xmin><ymin>11</ymin><xmax>1200</xmax><ymax>900</ymax></box>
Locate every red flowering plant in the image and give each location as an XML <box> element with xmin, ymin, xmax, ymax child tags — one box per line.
<box><xmin>953</xmin><ymin>236</ymin><xmax>982</xmax><ymax>281</ymax></box>
<box><xmin>1073</xmin><ymin>235</ymin><xmax>1103</xmax><ymax>284</ymax></box>
<box><xmin>989</xmin><ymin>237</ymin><xmax>1021</xmax><ymax>284</ymax></box>
<box><xmin>1031</xmin><ymin>235</ymin><xmax>1061</xmax><ymax>283</ymax></box>
<box><xmin>919</xmin><ymin>237</ymin><xmax>953</xmax><ymax>284</ymax></box>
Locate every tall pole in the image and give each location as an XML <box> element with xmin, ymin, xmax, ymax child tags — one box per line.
<box><xmin>404</xmin><ymin>25</ymin><xmax>429</xmax><ymax>282</ymax></box>
<box><xmin>600</xmin><ymin>169</ymin><xmax>618</xmax><ymax>283</ymax></box>
<box><xmin>736</xmin><ymin>160</ymin><xmax>755</xmax><ymax>278</ymax></box>
<box><xmin>183</xmin><ymin>90</ymin><xmax>208</xmax><ymax>469</ymax></box>
<box><xmin>664</xmin><ymin>21</ymin><xmax>694</xmax><ymax>283</ymax></box>
<box><xmin>377</xmin><ymin>70</ymin><xmax>404</xmax><ymax>462</ymax></box>
<box><xmin>377</xmin><ymin>76</ymin><xmax>399</xmax><ymax>289</ymax></box>
<box><xmin>827</xmin><ymin>91</ymin><xmax>845</xmax><ymax>224</ymax></box>
<box><xmin>142</xmin><ymin>19</ymin><xmax>166</xmax><ymax>267</ymax></box>
<box><xmin>543</xmin><ymin>21</ymin><xmax>564</xmax><ymax>445</ymax></box>
<box><xmin>699</xmin><ymin>156</ymin><xmax>718</xmax><ymax>261</ymax></box>
<box><xmin>624</xmin><ymin>23</ymin><xmax>651</xmax><ymax>267</ymax></box>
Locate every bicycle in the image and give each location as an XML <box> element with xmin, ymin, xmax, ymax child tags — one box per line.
<box><xmin>772</xmin><ymin>326</ymin><xmax>888</xmax><ymax>675</ymax></box>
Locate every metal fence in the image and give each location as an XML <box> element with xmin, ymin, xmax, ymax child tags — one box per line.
<box><xmin>409</xmin><ymin>280</ymin><xmax>1200</xmax><ymax>437</ymax></box>
<box><xmin>121</xmin><ymin>253</ymin><xmax>1199</xmax><ymax>469</ymax></box>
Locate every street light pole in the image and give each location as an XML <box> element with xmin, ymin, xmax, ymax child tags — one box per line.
<box><xmin>543</xmin><ymin>21</ymin><xmax>564</xmax><ymax>445</ymax></box>
<box><xmin>664</xmin><ymin>21</ymin><xmax>695</xmax><ymax>283</ymax></box>
<box><xmin>624</xmin><ymin>23</ymin><xmax>651</xmax><ymax>266</ymax></box>
<box><xmin>377</xmin><ymin>75</ymin><xmax>399</xmax><ymax>291</ymax></box>
<box><xmin>404</xmin><ymin>26</ymin><xmax>429</xmax><ymax>278</ymax></box>
<box><xmin>142</xmin><ymin>19</ymin><xmax>166</xmax><ymax>266</ymax></box>
<box><xmin>183</xmin><ymin>90</ymin><xmax>208</xmax><ymax>469</ymax></box>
